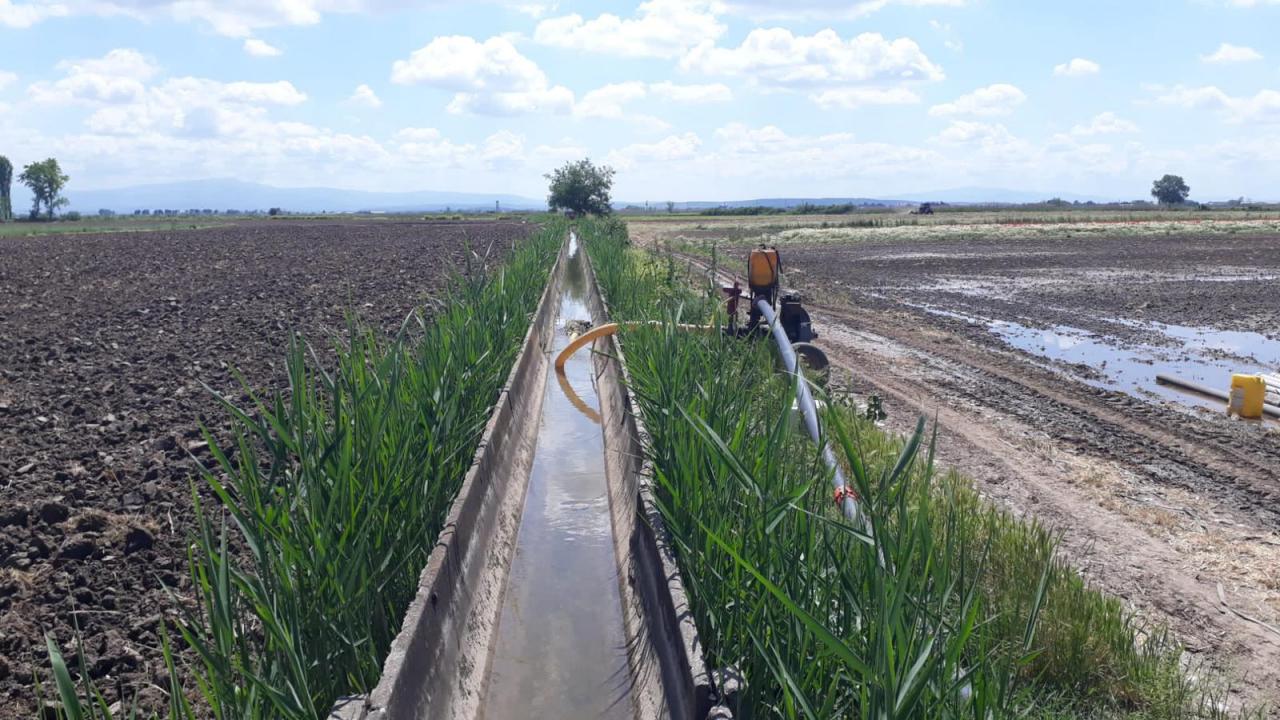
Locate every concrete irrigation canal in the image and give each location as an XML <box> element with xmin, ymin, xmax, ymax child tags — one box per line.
<box><xmin>481</xmin><ymin>233</ymin><xmax>632</xmax><ymax>718</ymax></box>
<box><xmin>331</xmin><ymin>233</ymin><xmax>722</xmax><ymax>720</ymax></box>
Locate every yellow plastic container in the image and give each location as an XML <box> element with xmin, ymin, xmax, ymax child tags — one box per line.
<box><xmin>748</xmin><ymin>247</ymin><xmax>779</xmax><ymax>290</ymax></box>
<box><xmin>1229</xmin><ymin>374</ymin><xmax>1266</xmax><ymax>419</ymax></box>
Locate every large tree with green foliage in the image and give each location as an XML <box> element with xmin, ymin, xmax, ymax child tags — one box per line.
<box><xmin>1150</xmin><ymin>174</ymin><xmax>1190</xmax><ymax>206</ymax></box>
<box><xmin>545</xmin><ymin>158</ymin><xmax>615</xmax><ymax>216</ymax></box>
<box><xmin>19</xmin><ymin>157</ymin><xmax>70</xmax><ymax>220</ymax></box>
<box><xmin>0</xmin><ymin>156</ymin><xmax>12</xmax><ymax>222</ymax></box>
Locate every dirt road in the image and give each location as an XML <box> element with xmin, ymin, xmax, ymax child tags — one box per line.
<box><xmin>646</xmin><ymin>222</ymin><xmax>1280</xmax><ymax>710</ymax></box>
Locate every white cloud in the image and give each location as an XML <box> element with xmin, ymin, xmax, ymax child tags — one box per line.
<box><xmin>0</xmin><ymin>70</ymin><xmax>17</xmax><ymax>90</ymax></box>
<box><xmin>649</xmin><ymin>81</ymin><xmax>732</xmax><ymax>103</ymax></box>
<box><xmin>1070</xmin><ymin>111</ymin><xmax>1137</xmax><ymax>136</ymax></box>
<box><xmin>535</xmin><ymin>0</ymin><xmax>725</xmax><ymax>59</ymax></box>
<box><xmin>29</xmin><ymin>49</ymin><xmax>159</xmax><ymax>105</ymax></box>
<box><xmin>811</xmin><ymin>86</ymin><xmax>919</xmax><ymax>109</ymax></box>
<box><xmin>0</xmin><ymin>0</ymin><xmax>378</xmax><ymax>36</ymax></box>
<box><xmin>480</xmin><ymin>129</ymin><xmax>525</xmax><ymax>169</ymax></box>
<box><xmin>681</xmin><ymin>29</ymin><xmax>944</xmax><ymax>104</ymax></box>
<box><xmin>932</xmin><ymin>120</ymin><xmax>1014</xmax><ymax>145</ymax></box>
<box><xmin>243</xmin><ymin>38</ymin><xmax>282</xmax><ymax>57</ymax></box>
<box><xmin>346</xmin><ymin>83</ymin><xmax>382</xmax><ymax>109</ymax></box>
<box><xmin>575</xmin><ymin>80</ymin><xmax>731</xmax><ymax>119</ymax></box>
<box><xmin>512</xmin><ymin>2</ymin><xmax>556</xmax><ymax>17</ymax></box>
<box><xmin>1155</xmin><ymin>84</ymin><xmax>1280</xmax><ymax>124</ymax></box>
<box><xmin>63</xmin><ymin>48</ymin><xmax>158</xmax><ymax>80</ymax></box>
<box><xmin>929</xmin><ymin>83</ymin><xmax>1024</xmax><ymax>116</ymax></box>
<box><xmin>724</xmin><ymin>0</ymin><xmax>964</xmax><ymax>20</ymax></box>
<box><xmin>1200</xmin><ymin>42</ymin><xmax>1263</xmax><ymax>63</ymax></box>
<box><xmin>393</xmin><ymin>127</ymin><xmax>472</xmax><ymax>166</ymax></box>
<box><xmin>710</xmin><ymin>122</ymin><xmax>939</xmax><ymax>181</ymax></box>
<box><xmin>0</xmin><ymin>0</ymin><xmax>69</xmax><ymax>28</ymax></box>
<box><xmin>1053</xmin><ymin>58</ymin><xmax>1100</xmax><ymax>76</ymax></box>
<box><xmin>391</xmin><ymin>35</ymin><xmax>572</xmax><ymax>116</ymax></box>
<box><xmin>27</xmin><ymin>48</ymin><xmax>306</xmax><ymax>143</ymax></box>
<box><xmin>575</xmin><ymin>81</ymin><xmax>648</xmax><ymax>118</ymax></box>
<box><xmin>606</xmin><ymin>132</ymin><xmax>703</xmax><ymax>170</ymax></box>
<box><xmin>385</xmin><ymin>127</ymin><xmax>571</xmax><ymax>175</ymax></box>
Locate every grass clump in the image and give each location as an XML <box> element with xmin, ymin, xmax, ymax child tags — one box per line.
<box><xmin>42</xmin><ymin>220</ymin><xmax>565</xmax><ymax>719</ymax></box>
<box><xmin>578</xmin><ymin>216</ymin><xmax>1253</xmax><ymax>719</ymax></box>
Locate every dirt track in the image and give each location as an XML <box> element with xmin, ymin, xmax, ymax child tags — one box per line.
<box><xmin>0</xmin><ymin>219</ymin><xmax>532</xmax><ymax>716</ymax></box>
<box><xmin>650</xmin><ymin>223</ymin><xmax>1280</xmax><ymax>709</ymax></box>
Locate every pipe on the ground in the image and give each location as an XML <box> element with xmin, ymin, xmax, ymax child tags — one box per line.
<box><xmin>757</xmin><ymin>299</ymin><xmax>859</xmax><ymax>523</ymax></box>
<box><xmin>1155</xmin><ymin>373</ymin><xmax>1280</xmax><ymax>419</ymax></box>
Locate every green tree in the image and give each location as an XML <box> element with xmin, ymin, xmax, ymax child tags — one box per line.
<box><xmin>18</xmin><ymin>158</ymin><xmax>70</xmax><ymax>220</ymax></box>
<box><xmin>0</xmin><ymin>156</ymin><xmax>12</xmax><ymax>221</ymax></box>
<box><xmin>1151</xmin><ymin>174</ymin><xmax>1190</xmax><ymax>206</ymax></box>
<box><xmin>546</xmin><ymin>158</ymin><xmax>615</xmax><ymax>216</ymax></box>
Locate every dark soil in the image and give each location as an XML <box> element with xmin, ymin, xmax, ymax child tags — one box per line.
<box><xmin>0</xmin><ymin>219</ymin><xmax>533</xmax><ymax>717</ymax></box>
<box><xmin>784</xmin><ymin>232</ymin><xmax>1280</xmax><ymax>342</ymax></box>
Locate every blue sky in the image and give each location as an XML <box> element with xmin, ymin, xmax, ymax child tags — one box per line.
<box><xmin>2</xmin><ymin>0</ymin><xmax>1280</xmax><ymax>202</ymax></box>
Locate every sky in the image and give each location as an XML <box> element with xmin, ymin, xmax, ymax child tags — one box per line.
<box><xmin>2</xmin><ymin>0</ymin><xmax>1280</xmax><ymax>203</ymax></box>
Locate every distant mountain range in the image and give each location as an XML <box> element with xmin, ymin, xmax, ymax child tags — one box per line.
<box><xmin>38</xmin><ymin>178</ymin><xmax>1135</xmax><ymax>215</ymax></box>
<box><xmin>58</xmin><ymin>179</ymin><xmax>546</xmax><ymax>214</ymax></box>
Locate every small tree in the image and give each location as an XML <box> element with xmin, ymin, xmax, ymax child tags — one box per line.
<box><xmin>1151</xmin><ymin>174</ymin><xmax>1190</xmax><ymax>206</ymax></box>
<box><xmin>18</xmin><ymin>158</ymin><xmax>70</xmax><ymax>220</ymax></box>
<box><xmin>0</xmin><ymin>156</ymin><xmax>12</xmax><ymax>222</ymax></box>
<box><xmin>546</xmin><ymin>158</ymin><xmax>615</xmax><ymax>216</ymax></box>
<box><xmin>666</xmin><ymin>201</ymin><xmax>675</xmax><ymax>214</ymax></box>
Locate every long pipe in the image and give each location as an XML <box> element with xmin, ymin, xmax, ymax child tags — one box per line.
<box><xmin>1156</xmin><ymin>373</ymin><xmax>1280</xmax><ymax>419</ymax></box>
<box><xmin>757</xmin><ymin>299</ymin><xmax>859</xmax><ymax>522</ymax></box>
<box><xmin>555</xmin><ymin>309</ymin><xmax>859</xmax><ymax>521</ymax></box>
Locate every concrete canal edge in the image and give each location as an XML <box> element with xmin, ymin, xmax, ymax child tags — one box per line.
<box><xmin>579</xmin><ymin>236</ymin><xmax>727</xmax><ymax>720</ymax></box>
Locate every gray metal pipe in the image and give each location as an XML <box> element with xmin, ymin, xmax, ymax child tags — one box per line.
<box><xmin>756</xmin><ymin>299</ymin><xmax>859</xmax><ymax>522</ymax></box>
<box><xmin>1156</xmin><ymin>373</ymin><xmax>1280</xmax><ymax>419</ymax></box>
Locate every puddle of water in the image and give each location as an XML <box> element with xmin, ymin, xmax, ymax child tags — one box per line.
<box><xmin>481</xmin><ymin>237</ymin><xmax>635</xmax><ymax>719</ymax></box>
<box><xmin>1154</xmin><ymin>322</ymin><xmax>1280</xmax><ymax>365</ymax></box>
<box><xmin>990</xmin><ymin>320</ymin><xmax>1277</xmax><ymax>414</ymax></box>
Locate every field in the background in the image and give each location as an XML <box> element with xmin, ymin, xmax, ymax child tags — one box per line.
<box><xmin>629</xmin><ymin>210</ymin><xmax>1280</xmax><ymax>246</ymax></box>
<box><xmin>0</xmin><ymin>219</ymin><xmax>533</xmax><ymax>716</ymax></box>
<box><xmin>0</xmin><ymin>213</ymin><xmax>541</xmax><ymax>238</ymax></box>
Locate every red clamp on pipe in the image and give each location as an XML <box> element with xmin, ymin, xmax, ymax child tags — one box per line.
<box><xmin>833</xmin><ymin>485</ymin><xmax>859</xmax><ymax>507</ymax></box>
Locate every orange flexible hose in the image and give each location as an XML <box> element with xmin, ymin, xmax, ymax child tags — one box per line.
<box><xmin>553</xmin><ymin>321</ymin><xmax>715</xmax><ymax>372</ymax></box>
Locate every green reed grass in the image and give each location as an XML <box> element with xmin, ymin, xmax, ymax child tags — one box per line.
<box><xmin>42</xmin><ymin>220</ymin><xmax>565</xmax><ymax>719</ymax></box>
<box><xmin>577</xmin><ymin>215</ymin><xmax>1255</xmax><ymax>719</ymax></box>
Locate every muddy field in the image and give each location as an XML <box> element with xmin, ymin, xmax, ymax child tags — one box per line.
<box><xmin>642</xmin><ymin>218</ymin><xmax>1280</xmax><ymax>709</ymax></box>
<box><xmin>0</xmin><ymin>219</ymin><xmax>532</xmax><ymax>715</ymax></box>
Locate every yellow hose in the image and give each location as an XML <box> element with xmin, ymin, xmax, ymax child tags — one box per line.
<box><xmin>553</xmin><ymin>321</ymin><xmax>715</xmax><ymax>372</ymax></box>
<box><xmin>556</xmin><ymin>323</ymin><xmax>623</xmax><ymax>372</ymax></box>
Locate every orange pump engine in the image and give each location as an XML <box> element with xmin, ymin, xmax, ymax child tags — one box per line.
<box><xmin>748</xmin><ymin>246</ymin><xmax>781</xmax><ymax>293</ymax></box>
<box><xmin>725</xmin><ymin>245</ymin><xmax>817</xmax><ymax>345</ymax></box>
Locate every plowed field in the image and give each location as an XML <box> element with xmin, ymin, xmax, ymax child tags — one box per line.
<box><xmin>0</xmin><ymin>219</ymin><xmax>533</xmax><ymax>715</ymax></box>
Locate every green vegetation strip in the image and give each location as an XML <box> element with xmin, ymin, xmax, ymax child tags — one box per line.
<box><xmin>43</xmin><ymin>220</ymin><xmax>566</xmax><ymax>719</ymax></box>
<box><xmin>578</xmin><ymin>216</ymin><xmax>1253</xmax><ymax>719</ymax></box>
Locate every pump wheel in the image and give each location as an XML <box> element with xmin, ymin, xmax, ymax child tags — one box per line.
<box><xmin>792</xmin><ymin>342</ymin><xmax>830</xmax><ymax>388</ymax></box>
